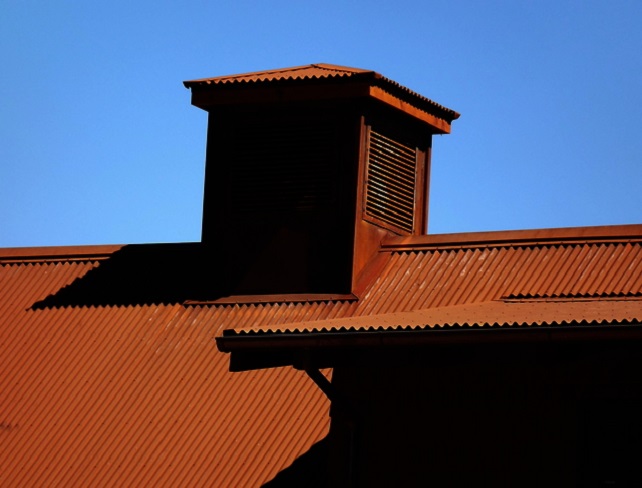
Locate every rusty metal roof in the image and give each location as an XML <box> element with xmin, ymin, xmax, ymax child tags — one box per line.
<box><xmin>183</xmin><ymin>63</ymin><xmax>372</xmax><ymax>86</ymax></box>
<box><xmin>227</xmin><ymin>299</ymin><xmax>642</xmax><ymax>336</ymax></box>
<box><xmin>353</xmin><ymin>224</ymin><xmax>642</xmax><ymax>316</ymax></box>
<box><xmin>0</xmin><ymin>248</ymin><xmax>339</xmax><ymax>487</ymax></box>
<box><xmin>218</xmin><ymin>299</ymin><xmax>642</xmax><ymax>358</ymax></box>
<box><xmin>218</xmin><ymin>224</ymin><xmax>642</xmax><ymax>347</ymax></box>
<box><xmin>183</xmin><ymin>63</ymin><xmax>460</xmax><ymax>125</ymax></box>
<box><xmin>2</xmin><ymin>224</ymin><xmax>642</xmax><ymax>485</ymax></box>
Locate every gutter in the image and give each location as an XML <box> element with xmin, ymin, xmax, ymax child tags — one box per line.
<box><xmin>217</xmin><ymin>322</ymin><xmax>642</xmax><ymax>354</ymax></box>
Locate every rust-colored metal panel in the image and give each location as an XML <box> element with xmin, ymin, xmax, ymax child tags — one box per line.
<box><xmin>0</xmin><ymin>248</ymin><xmax>351</xmax><ymax>487</ymax></box>
<box><xmin>3</xmin><ymin>224</ymin><xmax>642</xmax><ymax>486</ymax></box>
<box><xmin>219</xmin><ymin>225</ymin><xmax>642</xmax><ymax>339</ymax></box>
<box><xmin>183</xmin><ymin>63</ymin><xmax>372</xmax><ymax>86</ymax></box>
<box><xmin>383</xmin><ymin>223</ymin><xmax>642</xmax><ymax>250</ymax></box>
<box><xmin>356</xmin><ymin>226</ymin><xmax>642</xmax><ymax>315</ymax></box>
<box><xmin>184</xmin><ymin>63</ymin><xmax>460</xmax><ymax>131</ymax></box>
<box><xmin>229</xmin><ymin>299</ymin><xmax>642</xmax><ymax>336</ymax></box>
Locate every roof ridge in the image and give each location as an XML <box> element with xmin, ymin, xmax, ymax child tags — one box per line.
<box><xmin>183</xmin><ymin>63</ymin><xmax>460</xmax><ymax>123</ymax></box>
<box><xmin>0</xmin><ymin>244</ymin><xmax>121</xmax><ymax>263</ymax></box>
<box><xmin>383</xmin><ymin>224</ymin><xmax>642</xmax><ymax>252</ymax></box>
<box><xmin>184</xmin><ymin>63</ymin><xmax>370</xmax><ymax>86</ymax></box>
<box><xmin>310</xmin><ymin>63</ymin><xmax>373</xmax><ymax>74</ymax></box>
<box><xmin>503</xmin><ymin>292</ymin><xmax>642</xmax><ymax>301</ymax></box>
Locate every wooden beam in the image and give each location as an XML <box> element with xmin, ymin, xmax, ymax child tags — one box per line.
<box><xmin>368</xmin><ymin>86</ymin><xmax>451</xmax><ymax>134</ymax></box>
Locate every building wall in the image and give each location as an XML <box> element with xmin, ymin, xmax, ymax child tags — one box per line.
<box><xmin>327</xmin><ymin>341</ymin><xmax>642</xmax><ymax>487</ymax></box>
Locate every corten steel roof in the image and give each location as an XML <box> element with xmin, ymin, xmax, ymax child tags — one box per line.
<box><xmin>219</xmin><ymin>224</ymin><xmax>642</xmax><ymax>342</ymax></box>
<box><xmin>183</xmin><ymin>63</ymin><xmax>460</xmax><ymax>128</ymax></box>
<box><xmin>2</xmin><ymin>224</ymin><xmax>642</xmax><ymax>486</ymax></box>
<box><xmin>224</xmin><ymin>299</ymin><xmax>642</xmax><ymax>336</ymax></box>
<box><xmin>183</xmin><ymin>63</ymin><xmax>373</xmax><ymax>86</ymax></box>
<box><xmin>0</xmin><ymin>247</ymin><xmax>339</xmax><ymax>487</ymax></box>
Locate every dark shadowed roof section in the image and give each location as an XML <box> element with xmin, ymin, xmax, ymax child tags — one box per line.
<box><xmin>30</xmin><ymin>243</ymin><xmax>214</xmax><ymax>307</ymax></box>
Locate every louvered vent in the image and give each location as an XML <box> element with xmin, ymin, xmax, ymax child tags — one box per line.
<box><xmin>227</xmin><ymin>119</ymin><xmax>335</xmax><ymax>215</ymax></box>
<box><xmin>364</xmin><ymin>129</ymin><xmax>417</xmax><ymax>233</ymax></box>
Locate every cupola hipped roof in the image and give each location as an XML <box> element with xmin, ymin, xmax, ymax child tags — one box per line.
<box><xmin>184</xmin><ymin>63</ymin><xmax>460</xmax><ymax>134</ymax></box>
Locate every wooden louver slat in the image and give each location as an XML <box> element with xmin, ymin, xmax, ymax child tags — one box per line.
<box><xmin>365</xmin><ymin>129</ymin><xmax>417</xmax><ymax>233</ymax></box>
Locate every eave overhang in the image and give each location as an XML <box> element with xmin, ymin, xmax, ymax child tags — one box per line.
<box><xmin>184</xmin><ymin>63</ymin><xmax>459</xmax><ymax>134</ymax></box>
<box><xmin>217</xmin><ymin>320</ymin><xmax>642</xmax><ymax>372</ymax></box>
<box><xmin>216</xmin><ymin>297</ymin><xmax>642</xmax><ymax>371</ymax></box>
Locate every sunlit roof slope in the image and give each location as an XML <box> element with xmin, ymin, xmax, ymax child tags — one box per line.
<box><xmin>0</xmin><ymin>245</ymin><xmax>336</xmax><ymax>487</ymax></box>
<box><xmin>218</xmin><ymin>225</ymin><xmax>642</xmax><ymax>359</ymax></box>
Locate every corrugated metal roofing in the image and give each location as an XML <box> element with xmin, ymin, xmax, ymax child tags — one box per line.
<box><xmin>230</xmin><ymin>299</ymin><xmax>642</xmax><ymax>335</ymax></box>
<box><xmin>0</xmin><ymin>251</ymin><xmax>340</xmax><ymax>487</ymax></box>
<box><xmin>352</xmin><ymin>229</ymin><xmax>642</xmax><ymax>316</ymax></box>
<box><xmin>2</xmin><ymin>224</ymin><xmax>642</xmax><ymax>486</ymax></box>
<box><xmin>184</xmin><ymin>63</ymin><xmax>371</xmax><ymax>86</ymax></box>
<box><xmin>183</xmin><ymin>63</ymin><xmax>460</xmax><ymax>121</ymax></box>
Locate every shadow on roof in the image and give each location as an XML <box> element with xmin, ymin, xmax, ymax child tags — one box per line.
<box><xmin>262</xmin><ymin>437</ymin><xmax>328</xmax><ymax>488</ymax></box>
<box><xmin>33</xmin><ymin>243</ymin><xmax>222</xmax><ymax>307</ymax></box>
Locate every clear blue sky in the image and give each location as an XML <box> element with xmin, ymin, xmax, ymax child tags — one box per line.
<box><xmin>1</xmin><ymin>1</ymin><xmax>641</xmax><ymax>248</ymax></box>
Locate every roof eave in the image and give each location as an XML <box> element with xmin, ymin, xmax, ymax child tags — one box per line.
<box><xmin>217</xmin><ymin>321</ymin><xmax>642</xmax><ymax>372</ymax></box>
<box><xmin>183</xmin><ymin>64</ymin><xmax>459</xmax><ymax>133</ymax></box>
<box><xmin>0</xmin><ymin>244</ymin><xmax>123</xmax><ymax>264</ymax></box>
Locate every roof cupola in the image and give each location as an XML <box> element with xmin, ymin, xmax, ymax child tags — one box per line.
<box><xmin>184</xmin><ymin>64</ymin><xmax>459</xmax><ymax>297</ymax></box>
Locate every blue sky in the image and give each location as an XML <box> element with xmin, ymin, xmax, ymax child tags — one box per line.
<box><xmin>1</xmin><ymin>1</ymin><xmax>641</xmax><ymax>247</ymax></box>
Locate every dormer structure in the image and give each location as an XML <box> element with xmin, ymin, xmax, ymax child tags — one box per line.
<box><xmin>184</xmin><ymin>64</ymin><xmax>459</xmax><ymax>297</ymax></box>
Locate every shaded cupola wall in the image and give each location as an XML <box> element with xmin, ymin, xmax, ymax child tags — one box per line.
<box><xmin>184</xmin><ymin>64</ymin><xmax>459</xmax><ymax>296</ymax></box>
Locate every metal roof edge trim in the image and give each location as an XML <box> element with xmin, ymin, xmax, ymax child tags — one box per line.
<box><xmin>383</xmin><ymin>224</ymin><xmax>642</xmax><ymax>251</ymax></box>
<box><xmin>370</xmin><ymin>74</ymin><xmax>460</xmax><ymax>121</ymax></box>
<box><xmin>183</xmin><ymin>63</ymin><xmax>459</xmax><ymax>121</ymax></box>
<box><xmin>185</xmin><ymin>293</ymin><xmax>359</xmax><ymax>306</ymax></box>
<box><xmin>0</xmin><ymin>244</ymin><xmax>123</xmax><ymax>264</ymax></box>
<box><xmin>183</xmin><ymin>63</ymin><xmax>373</xmax><ymax>87</ymax></box>
<box><xmin>32</xmin><ymin>300</ymin><xmax>188</xmax><ymax>311</ymax></box>
<box><xmin>217</xmin><ymin>321</ymin><xmax>642</xmax><ymax>354</ymax></box>
<box><xmin>503</xmin><ymin>292</ymin><xmax>642</xmax><ymax>301</ymax></box>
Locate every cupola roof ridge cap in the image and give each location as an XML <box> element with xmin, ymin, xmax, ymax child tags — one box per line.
<box><xmin>182</xmin><ymin>63</ymin><xmax>373</xmax><ymax>87</ymax></box>
<box><xmin>309</xmin><ymin>62</ymin><xmax>374</xmax><ymax>73</ymax></box>
<box><xmin>183</xmin><ymin>63</ymin><xmax>460</xmax><ymax>121</ymax></box>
